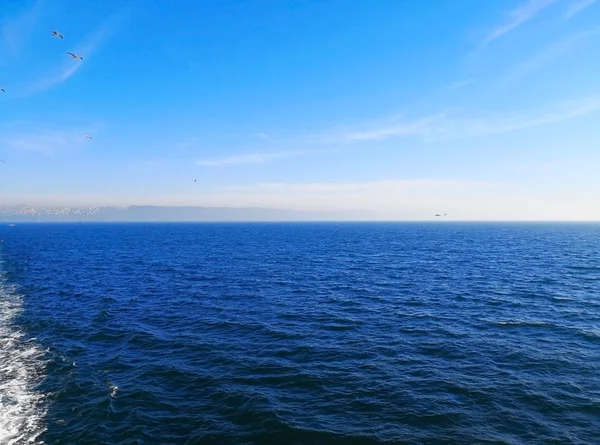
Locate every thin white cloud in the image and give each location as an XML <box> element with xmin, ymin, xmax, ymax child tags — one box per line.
<box><xmin>327</xmin><ymin>115</ymin><xmax>439</xmax><ymax>143</ymax></box>
<box><xmin>1</xmin><ymin>130</ymin><xmax>84</xmax><ymax>156</ymax></box>
<box><xmin>196</xmin><ymin>150</ymin><xmax>305</xmax><ymax>166</ymax></box>
<box><xmin>481</xmin><ymin>0</ymin><xmax>559</xmax><ymax>47</ymax></box>
<box><xmin>326</xmin><ymin>94</ymin><xmax>600</xmax><ymax>142</ymax></box>
<box><xmin>0</xmin><ymin>0</ymin><xmax>44</xmax><ymax>56</ymax></box>
<box><xmin>565</xmin><ymin>0</ymin><xmax>598</xmax><ymax>18</ymax></box>
<box><xmin>450</xmin><ymin>95</ymin><xmax>600</xmax><ymax>137</ymax></box>
<box><xmin>183</xmin><ymin>93</ymin><xmax>600</xmax><ymax>167</ymax></box>
<box><xmin>254</xmin><ymin>132</ymin><xmax>275</xmax><ymax>141</ymax></box>
<box><xmin>446</xmin><ymin>78</ymin><xmax>476</xmax><ymax>92</ymax></box>
<box><xmin>0</xmin><ymin>121</ymin><xmax>101</xmax><ymax>156</ymax></box>
<box><xmin>504</xmin><ymin>27</ymin><xmax>600</xmax><ymax>82</ymax></box>
<box><xmin>225</xmin><ymin>179</ymin><xmax>495</xmax><ymax>194</ymax></box>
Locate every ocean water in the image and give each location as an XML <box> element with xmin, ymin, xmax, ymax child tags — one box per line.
<box><xmin>0</xmin><ymin>223</ymin><xmax>599</xmax><ymax>444</ymax></box>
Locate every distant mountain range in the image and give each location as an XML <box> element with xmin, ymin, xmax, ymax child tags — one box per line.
<box><xmin>0</xmin><ymin>205</ymin><xmax>376</xmax><ymax>222</ymax></box>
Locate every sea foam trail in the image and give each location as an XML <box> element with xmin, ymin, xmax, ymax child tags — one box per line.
<box><xmin>0</xmin><ymin>256</ymin><xmax>46</xmax><ymax>445</ymax></box>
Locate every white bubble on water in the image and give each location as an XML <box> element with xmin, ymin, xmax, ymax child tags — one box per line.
<box><xmin>0</xmin><ymin>258</ymin><xmax>47</xmax><ymax>445</ymax></box>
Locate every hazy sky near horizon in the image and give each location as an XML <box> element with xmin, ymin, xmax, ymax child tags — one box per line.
<box><xmin>1</xmin><ymin>0</ymin><xmax>600</xmax><ymax>220</ymax></box>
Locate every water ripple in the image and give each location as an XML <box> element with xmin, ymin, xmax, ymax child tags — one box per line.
<box><xmin>0</xmin><ymin>223</ymin><xmax>599</xmax><ymax>444</ymax></box>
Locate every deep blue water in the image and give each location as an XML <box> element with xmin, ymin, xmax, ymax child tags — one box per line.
<box><xmin>1</xmin><ymin>223</ymin><xmax>599</xmax><ymax>444</ymax></box>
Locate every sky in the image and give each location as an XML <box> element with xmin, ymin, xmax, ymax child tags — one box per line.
<box><xmin>1</xmin><ymin>0</ymin><xmax>600</xmax><ymax>220</ymax></box>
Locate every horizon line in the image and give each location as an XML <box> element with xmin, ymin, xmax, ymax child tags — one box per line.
<box><xmin>3</xmin><ymin>220</ymin><xmax>600</xmax><ymax>224</ymax></box>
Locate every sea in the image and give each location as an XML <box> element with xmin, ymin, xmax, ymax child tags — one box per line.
<box><xmin>0</xmin><ymin>222</ymin><xmax>599</xmax><ymax>444</ymax></box>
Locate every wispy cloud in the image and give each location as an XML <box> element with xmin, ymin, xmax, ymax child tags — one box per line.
<box><xmin>0</xmin><ymin>0</ymin><xmax>44</xmax><ymax>56</ymax></box>
<box><xmin>187</xmin><ymin>93</ymin><xmax>600</xmax><ymax>166</ymax></box>
<box><xmin>325</xmin><ymin>94</ymin><xmax>600</xmax><ymax>142</ymax></box>
<box><xmin>225</xmin><ymin>179</ymin><xmax>495</xmax><ymax>194</ymax></box>
<box><xmin>504</xmin><ymin>27</ymin><xmax>600</xmax><ymax>82</ymax></box>
<box><xmin>324</xmin><ymin>115</ymin><xmax>438</xmax><ymax>143</ymax></box>
<box><xmin>1</xmin><ymin>131</ymin><xmax>85</xmax><ymax>156</ymax></box>
<box><xmin>196</xmin><ymin>149</ymin><xmax>305</xmax><ymax>166</ymax></box>
<box><xmin>565</xmin><ymin>0</ymin><xmax>598</xmax><ymax>18</ymax></box>
<box><xmin>0</xmin><ymin>121</ymin><xmax>101</xmax><ymax>155</ymax></box>
<box><xmin>446</xmin><ymin>78</ymin><xmax>476</xmax><ymax>92</ymax></box>
<box><xmin>481</xmin><ymin>0</ymin><xmax>559</xmax><ymax>47</ymax></box>
<box><xmin>254</xmin><ymin>132</ymin><xmax>275</xmax><ymax>142</ymax></box>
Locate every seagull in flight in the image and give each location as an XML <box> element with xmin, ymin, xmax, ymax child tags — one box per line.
<box><xmin>84</xmin><ymin>135</ymin><xmax>92</xmax><ymax>139</ymax></box>
<box><xmin>52</xmin><ymin>30</ymin><xmax>64</xmax><ymax>39</ymax></box>
<box><xmin>67</xmin><ymin>52</ymin><xmax>83</xmax><ymax>60</ymax></box>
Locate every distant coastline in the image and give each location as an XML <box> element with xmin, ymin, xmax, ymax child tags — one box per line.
<box><xmin>0</xmin><ymin>205</ymin><xmax>377</xmax><ymax>222</ymax></box>
<box><xmin>1</xmin><ymin>205</ymin><xmax>599</xmax><ymax>223</ymax></box>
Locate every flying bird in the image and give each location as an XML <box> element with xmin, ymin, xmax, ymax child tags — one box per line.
<box><xmin>435</xmin><ymin>214</ymin><xmax>441</xmax><ymax>217</ymax></box>
<box><xmin>52</xmin><ymin>30</ymin><xmax>64</xmax><ymax>39</ymax></box>
<box><xmin>84</xmin><ymin>135</ymin><xmax>92</xmax><ymax>139</ymax></box>
<box><xmin>1</xmin><ymin>88</ymin><xmax>4</xmax><ymax>92</ymax></box>
<box><xmin>0</xmin><ymin>160</ymin><xmax>5</xmax><ymax>163</ymax></box>
<box><xmin>67</xmin><ymin>52</ymin><xmax>83</xmax><ymax>60</ymax></box>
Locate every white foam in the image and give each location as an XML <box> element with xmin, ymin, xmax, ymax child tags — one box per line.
<box><xmin>0</xmin><ymin>258</ymin><xmax>47</xmax><ymax>445</ymax></box>
<box><xmin>109</xmin><ymin>383</ymin><xmax>118</xmax><ymax>398</ymax></box>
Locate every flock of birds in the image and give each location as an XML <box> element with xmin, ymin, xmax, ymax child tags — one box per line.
<box><xmin>1</xmin><ymin>31</ymin><xmax>452</xmax><ymax>202</ymax></box>
<box><xmin>52</xmin><ymin>30</ymin><xmax>83</xmax><ymax>61</ymax></box>
<box><xmin>1</xmin><ymin>30</ymin><xmax>91</xmax><ymax>167</ymax></box>
<box><xmin>1</xmin><ymin>29</ymin><xmax>90</xmax><ymax>141</ymax></box>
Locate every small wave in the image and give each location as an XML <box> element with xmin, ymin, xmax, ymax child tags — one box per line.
<box><xmin>0</xmin><ymin>260</ymin><xmax>47</xmax><ymax>445</ymax></box>
<box><xmin>496</xmin><ymin>321</ymin><xmax>551</xmax><ymax>327</ymax></box>
<box><xmin>567</xmin><ymin>265</ymin><xmax>600</xmax><ymax>272</ymax></box>
<box><xmin>551</xmin><ymin>296</ymin><xmax>574</xmax><ymax>302</ymax></box>
<box><xmin>581</xmin><ymin>329</ymin><xmax>600</xmax><ymax>339</ymax></box>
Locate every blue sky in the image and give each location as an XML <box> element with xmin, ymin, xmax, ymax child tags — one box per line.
<box><xmin>1</xmin><ymin>0</ymin><xmax>599</xmax><ymax>219</ymax></box>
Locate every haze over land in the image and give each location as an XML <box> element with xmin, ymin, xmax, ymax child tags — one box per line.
<box><xmin>1</xmin><ymin>0</ymin><xmax>600</xmax><ymax>220</ymax></box>
<box><xmin>0</xmin><ymin>205</ymin><xmax>375</xmax><ymax>222</ymax></box>
<box><xmin>1</xmin><ymin>203</ymin><xmax>598</xmax><ymax>222</ymax></box>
